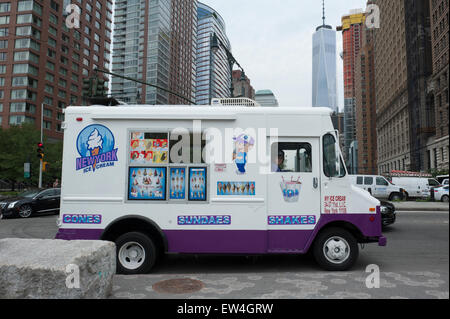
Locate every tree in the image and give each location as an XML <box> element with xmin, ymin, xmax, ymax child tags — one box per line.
<box><xmin>0</xmin><ymin>124</ymin><xmax>63</xmax><ymax>190</ymax></box>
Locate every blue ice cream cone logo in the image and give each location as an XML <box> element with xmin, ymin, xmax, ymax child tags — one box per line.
<box><xmin>76</xmin><ymin>125</ymin><xmax>118</xmax><ymax>173</ymax></box>
<box><xmin>233</xmin><ymin>134</ymin><xmax>255</xmax><ymax>175</ymax></box>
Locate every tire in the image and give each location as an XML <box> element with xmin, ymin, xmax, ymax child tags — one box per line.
<box><xmin>115</xmin><ymin>232</ymin><xmax>157</xmax><ymax>275</ymax></box>
<box><xmin>18</xmin><ymin>205</ymin><xmax>33</xmax><ymax>218</ymax></box>
<box><xmin>389</xmin><ymin>193</ymin><xmax>402</xmax><ymax>201</ymax></box>
<box><xmin>442</xmin><ymin>195</ymin><xmax>449</xmax><ymax>203</ymax></box>
<box><xmin>313</xmin><ymin>227</ymin><xmax>359</xmax><ymax>271</ymax></box>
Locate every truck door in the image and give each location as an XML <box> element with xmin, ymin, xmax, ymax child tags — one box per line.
<box><xmin>267</xmin><ymin>138</ymin><xmax>320</xmax><ymax>252</ymax></box>
<box><xmin>375</xmin><ymin>177</ymin><xmax>389</xmax><ymax>199</ymax></box>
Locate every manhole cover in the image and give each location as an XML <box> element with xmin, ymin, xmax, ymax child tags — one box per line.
<box><xmin>152</xmin><ymin>278</ymin><xmax>204</xmax><ymax>294</ymax></box>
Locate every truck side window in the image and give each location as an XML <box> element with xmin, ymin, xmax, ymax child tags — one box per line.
<box><xmin>364</xmin><ymin>177</ymin><xmax>373</xmax><ymax>185</ymax></box>
<box><xmin>356</xmin><ymin>176</ymin><xmax>363</xmax><ymax>185</ymax></box>
<box><xmin>323</xmin><ymin>134</ymin><xmax>346</xmax><ymax>178</ymax></box>
<box><xmin>271</xmin><ymin>142</ymin><xmax>312</xmax><ymax>173</ymax></box>
<box><xmin>376</xmin><ymin>177</ymin><xmax>389</xmax><ymax>186</ymax></box>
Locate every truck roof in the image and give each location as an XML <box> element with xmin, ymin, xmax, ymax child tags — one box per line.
<box><xmin>65</xmin><ymin>105</ymin><xmax>333</xmax><ymax>120</ymax></box>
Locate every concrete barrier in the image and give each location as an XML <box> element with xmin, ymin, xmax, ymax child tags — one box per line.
<box><xmin>0</xmin><ymin>239</ymin><xmax>116</xmax><ymax>299</ymax></box>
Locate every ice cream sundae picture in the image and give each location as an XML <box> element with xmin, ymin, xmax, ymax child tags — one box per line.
<box><xmin>129</xmin><ymin>167</ymin><xmax>166</xmax><ymax>200</ymax></box>
<box><xmin>280</xmin><ymin>176</ymin><xmax>302</xmax><ymax>202</ymax></box>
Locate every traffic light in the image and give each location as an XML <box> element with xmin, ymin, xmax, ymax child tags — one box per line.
<box><xmin>95</xmin><ymin>78</ymin><xmax>108</xmax><ymax>97</ymax></box>
<box><xmin>42</xmin><ymin>162</ymin><xmax>49</xmax><ymax>172</ymax></box>
<box><xmin>82</xmin><ymin>78</ymin><xmax>94</xmax><ymax>97</ymax></box>
<box><xmin>37</xmin><ymin>142</ymin><xmax>44</xmax><ymax>160</ymax></box>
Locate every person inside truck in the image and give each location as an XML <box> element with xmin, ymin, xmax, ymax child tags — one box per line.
<box><xmin>272</xmin><ymin>150</ymin><xmax>285</xmax><ymax>172</ymax></box>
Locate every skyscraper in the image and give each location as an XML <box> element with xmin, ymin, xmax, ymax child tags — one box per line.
<box><xmin>338</xmin><ymin>9</ymin><xmax>365</xmax><ymax>173</ymax></box>
<box><xmin>111</xmin><ymin>0</ymin><xmax>198</xmax><ymax>105</ymax></box>
<box><xmin>355</xmin><ymin>15</ymin><xmax>377</xmax><ymax>175</ymax></box>
<box><xmin>195</xmin><ymin>2</ymin><xmax>231</xmax><ymax>105</ymax></box>
<box><xmin>312</xmin><ymin>1</ymin><xmax>337</xmax><ymax>113</ymax></box>
<box><xmin>0</xmin><ymin>0</ymin><xmax>113</xmax><ymax>140</ymax></box>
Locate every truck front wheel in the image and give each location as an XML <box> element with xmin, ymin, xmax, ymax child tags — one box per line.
<box><xmin>116</xmin><ymin>232</ymin><xmax>157</xmax><ymax>275</ymax></box>
<box><xmin>313</xmin><ymin>227</ymin><xmax>359</xmax><ymax>271</ymax></box>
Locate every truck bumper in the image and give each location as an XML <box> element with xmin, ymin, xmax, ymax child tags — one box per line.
<box><xmin>378</xmin><ymin>235</ymin><xmax>387</xmax><ymax>247</ymax></box>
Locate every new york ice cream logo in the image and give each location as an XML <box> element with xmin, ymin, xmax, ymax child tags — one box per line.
<box><xmin>76</xmin><ymin>125</ymin><xmax>118</xmax><ymax>173</ymax></box>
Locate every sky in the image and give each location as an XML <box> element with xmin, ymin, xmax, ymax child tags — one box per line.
<box><xmin>202</xmin><ymin>0</ymin><xmax>368</xmax><ymax>110</ymax></box>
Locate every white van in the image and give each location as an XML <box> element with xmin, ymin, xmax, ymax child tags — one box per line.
<box><xmin>391</xmin><ymin>177</ymin><xmax>439</xmax><ymax>199</ymax></box>
<box><xmin>350</xmin><ymin>175</ymin><xmax>405</xmax><ymax>201</ymax></box>
<box><xmin>56</xmin><ymin>105</ymin><xmax>386</xmax><ymax>273</ymax></box>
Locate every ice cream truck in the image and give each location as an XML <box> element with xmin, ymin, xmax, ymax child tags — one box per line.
<box><xmin>56</xmin><ymin>104</ymin><xmax>386</xmax><ymax>274</ymax></box>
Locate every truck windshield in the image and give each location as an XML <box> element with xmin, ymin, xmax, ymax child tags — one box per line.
<box><xmin>323</xmin><ymin>134</ymin><xmax>346</xmax><ymax>178</ymax></box>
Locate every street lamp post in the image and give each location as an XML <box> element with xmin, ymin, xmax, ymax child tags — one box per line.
<box><xmin>210</xmin><ymin>33</ymin><xmax>245</xmax><ymax>99</ymax></box>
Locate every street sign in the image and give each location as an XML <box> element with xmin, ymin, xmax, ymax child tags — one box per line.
<box><xmin>24</xmin><ymin>163</ymin><xmax>30</xmax><ymax>179</ymax></box>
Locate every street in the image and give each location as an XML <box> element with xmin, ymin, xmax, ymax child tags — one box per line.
<box><xmin>0</xmin><ymin>210</ymin><xmax>448</xmax><ymax>299</ymax></box>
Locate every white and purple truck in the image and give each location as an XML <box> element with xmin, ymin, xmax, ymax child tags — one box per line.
<box><xmin>56</xmin><ymin>103</ymin><xmax>386</xmax><ymax>274</ymax></box>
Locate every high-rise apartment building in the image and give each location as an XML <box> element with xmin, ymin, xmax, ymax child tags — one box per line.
<box><xmin>195</xmin><ymin>2</ymin><xmax>231</xmax><ymax>105</ymax></box>
<box><xmin>355</xmin><ymin>18</ymin><xmax>377</xmax><ymax>175</ymax></box>
<box><xmin>0</xmin><ymin>0</ymin><xmax>112</xmax><ymax>140</ymax></box>
<box><xmin>338</xmin><ymin>10</ymin><xmax>365</xmax><ymax>174</ymax></box>
<box><xmin>312</xmin><ymin>2</ymin><xmax>337</xmax><ymax>113</ymax></box>
<box><xmin>112</xmin><ymin>0</ymin><xmax>197</xmax><ymax>105</ymax></box>
<box><xmin>373</xmin><ymin>0</ymin><xmax>410</xmax><ymax>174</ymax></box>
<box><xmin>427</xmin><ymin>0</ymin><xmax>449</xmax><ymax>171</ymax></box>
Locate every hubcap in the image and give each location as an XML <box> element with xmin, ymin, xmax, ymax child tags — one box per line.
<box><xmin>118</xmin><ymin>242</ymin><xmax>146</xmax><ymax>270</ymax></box>
<box><xmin>323</xmin><ymin>236</ymin><xmax>350</xmax><ymax>264</ymax></box>
<box><xmin>19</xmin><ymin>206</ymin><xmax>32</xmax><ymax>218</ymax></box>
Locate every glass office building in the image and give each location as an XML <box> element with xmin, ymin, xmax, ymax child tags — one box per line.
<box><xmin>196</xmin><ymin>2</ymin><xmax>231</xmax><ymax>105</ymax></box>
<box><xmin>112</xmin><ymin>0</ymin><xmax>197</xmax><ymax>105</ymax></box>
<box><xmin>312</xmin><ymin>24</ymin><xmax>337</xmax><ymax>113</ymax></box>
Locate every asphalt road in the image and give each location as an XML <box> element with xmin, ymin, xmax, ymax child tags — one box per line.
<box><xmin>0</xmin><ymin>211</ymin><xmax>448</xmax><ymax>299</ymax></box>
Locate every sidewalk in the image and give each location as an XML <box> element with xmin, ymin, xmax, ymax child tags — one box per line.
<box><xmin>390</xmin><ymin>201</ymin><xmax>449</xmax><ymax>212</ymax></box>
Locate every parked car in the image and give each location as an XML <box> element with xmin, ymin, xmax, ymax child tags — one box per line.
<box><xmin>380</xmin><ymin>201</ymin><xmax>396</xmax><ymax>227</ymax></box>
<box><xmin>433</xmin><ymin>186</ymin><xmax>449</xmax><ymax>203</ymax></box>
<box><xmin>0</xmin><ymin>188</ymin><xmax>60</xmax><ymax>219</ymax></box>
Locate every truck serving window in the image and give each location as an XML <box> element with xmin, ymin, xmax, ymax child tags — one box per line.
<box><xmin>128</xmin><ymin>130</ymin><xmax>208</xmax><ymax>202</ymax></box>
<box><xmin>323</xmin><ymin>134</ymin><xmax>346</xmax><ymax>178</ymax></box>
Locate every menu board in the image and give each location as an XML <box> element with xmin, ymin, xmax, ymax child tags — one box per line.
<box><xmin>169</xmin><ymin>167</ymin><xmax>186</xmax><ymax>200</ymax></box>
<box><xmin>128</xmin><ymin>167</ymin><xmax>167</xmax><ymax>200</ymax></box>
<box><xmin>188</xmin><ymin>167</ymin><xmax>207</xmax><ymax>201</ymax></box>
<box><xmin>130</xmin><ymin>132</ymin><xmax>169</xmax><ymax>165</ymax></box>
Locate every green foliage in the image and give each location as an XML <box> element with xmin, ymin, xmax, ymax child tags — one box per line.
<box><xmin>0</xmin><ymin>124</ymin><xmax>63</xmax><ymax>189</ymax></box>
<box><xmin>428</xmin><ymin>168</ymin><xmax>449</xmax><ymax>178</ymax></box>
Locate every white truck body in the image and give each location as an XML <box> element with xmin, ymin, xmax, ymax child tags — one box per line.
<box><xmin>56</xmin><ymin>105</ymin><xmax>386</xmax><ymax>273</ymax></box>
<box><xmin>391</xmin><ymin>177</ymin><xmax>440</xmax><ymax>199</ymax></box>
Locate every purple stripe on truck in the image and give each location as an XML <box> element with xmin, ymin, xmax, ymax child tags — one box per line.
<box><xmin>55</xmin><ymin>211</ymin><xmax>385</xmax><ymax>253</ymax></box>
<box><xmin>55</xmin><ymin>228</ymin><xmax>103</xmax><ymax>240</ymax></box>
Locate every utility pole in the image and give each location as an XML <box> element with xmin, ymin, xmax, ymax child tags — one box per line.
<box><xmin>39</xmin><ymin>103</ymin><xmax>43</xmax><ymax>189</ymax></box>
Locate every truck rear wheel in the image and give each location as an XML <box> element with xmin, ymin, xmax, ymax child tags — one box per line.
<box><xmin>313</xmin><ymin>227</ymin><xmax>358</xmax><ymax>271</ymax></box>
<box><xmin>116</xmin><ymin>232</ymin><xmax>157</xmax><ymax>275</ymax></box>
